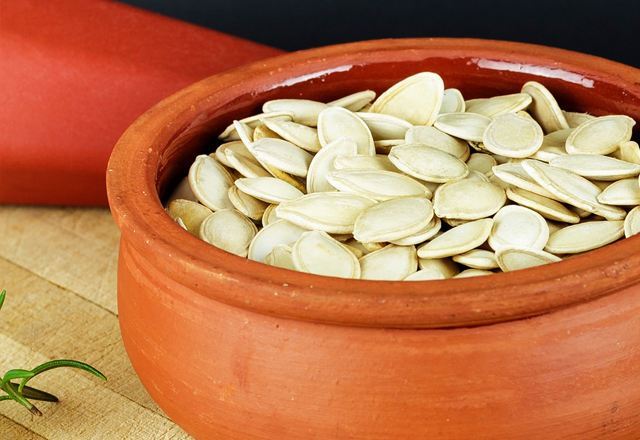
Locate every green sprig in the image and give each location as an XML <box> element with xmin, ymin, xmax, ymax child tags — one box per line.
<box><xmin>0</xmin><ymin>290</ymin><xmax>107</xmax><ymax>415</ymax></box>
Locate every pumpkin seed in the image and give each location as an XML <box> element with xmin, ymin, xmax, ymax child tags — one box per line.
<box><xmin>465</xmin><ymin>93</ymin><xmax>532</xmax><ymax>118</ymax></box>
<box><xmin>390</xmin><ymin>216</ymin><xmax>441</xmax><ymax>246</ymax></box>
<box><xmin>292</xmin><ymin>231</ymin><xmax>361</xmax><ymax>279</ymax></box>
<box><xmin>199</xmin><ymin>210</ymin><xmax>257</xmax><ymax>257</ymax></box>
<box><xmin>318</xmin><ymin>106</ymin><xmax>375</xmax><ymax>155</ymax></box>
<box><xmin>353</xmin><ymin>197</ymin><xmax>433</xmax><ymax>243</ymax></box>
<box><xmin>433</xmin><ymin>177</ymin><xmax>506</xmax><ymax>220</ymax></box>
<box><xmin>307</xmin><ymin>138</ymin><xmax>358</xmax><ymax>192</ymax></box>
<box><xmin>251</xmin><ymin>138</ymin><xmax>313</xmax><ymax>178</ymax></box>
<box><xmin>565</xmin><ymin>115</ymin><xmax>635</xmax><ymax>155</ymax></box>
<box><xmin>264</xmin><ymin>244</ymin><xmax>295</xmax><ymax>270</ymax></box>
<box><xmin>549</xmin><ymin>154</ymin><xmax>640</xmax><ymax>181</ymax></box>
<box><xmin>597</xmin><ymin>178</ymin><xmax>640</xmax><ymax>205</ymax></box>
<box><xmin>248</xmin><ymin>219</ymin><xmax>307</xmax><ymax>262</ymax></box>
<box><xmin>496</xmin><ymin>246</ymin><xmax>561</xmax><ymax>271</ymax></box>
<box><xmin>252</xmin><ymin>123</ymin><xmax>281</xmax><ymax>141</ymax></box>
<box><xmin>521</xmin><ymin>159</ymin><xmax>626</xmax><ymax>220</ymax></box>
<box><xmin>417</xmin><ymin>218</ymin><xmax>493</xmax><ymax>259</ymax></box>
<box><xmin>492</xmin><ymin>162</ymin><xmax>558</xmax><ymax>199</ymax></box>
<box><xmin>326</xmin><ymin>169</ymin><xmax>431</xmax><ymax>200</ymax></box>
<box><xmin>440</xmin><ymin>88</ymin><xmax>465</xmax><ymax>114</ymax></box>
<box><xmin>328</xmin><ymin>90</ymin><xmax>376</xmax><ymax>111</ymax></box>
<box><xmin>418</xmin><ymin>257</ymin><xmax>459</xmax><ymax>278</ymax></box>
<box><xmin>389</xmin><ymin>144</ymin><xmax>469</xmax><ymax>183</ymax></box>
<box><xmin>262</xmin><ymin>119</ymin><xmax>321</xmax><ymax>152</ymax></box>
<box><xmin>483</xmin><ymin>113</ymin><xmax>544</xmax><ymax>158</ymax></box>
<box><xmin>489</xmin><ymin>205</ymin><xmax>549</xmax><ymax>251</ymax></box>
<box><xmin>188</xmin><ymin>155</ymin><xmax>234</xmax><ymax>211</ymax></box>
<box><xmin>261</xmin><ymin>204</ymin><xmax>280</xmax><ymax>227</ymax></box>
<box><xmin>506</xmin><ymin>187</ymin><xmax>580</xmax><ymax>223</ymax></box>
<box><xmin>225</xmin><ymin>149</ymin><xmax>271</xmax><ymax>178</ymax></box>
<box><xmin>434</xmin><ymin>112</ymin><xmax>492</xmax><ymax>142</ymax></box>
<box><xmin>333</xmin><ymin>154</ymin><xmax>397</xmax><ymax>172</ymax></box>
<box><xmin>166</xmin><ymin>199</ymin><xmax>212</xmax><ymax>236</ymax></box>
<box><xmin>218</xmin><ymin>111</ymin><xmax>293</xmax><ymax>140</ymax></box>
<box><xmin>545</xmin><ymin>221</ymin><xmax>625</xmax><ymax>254</ymax></box>
<box><xmin>452</xmin><ymin>249</ymin><xmax>498</xmax><ymax>270</ymax></box>
<box><xmin>453</xmin><ymin>269</ymin><xmax>493</xmax><ymax>278</ymax></box>
<box><xmin>371</xmin><ymin>72</ymin><xmax>444</xmax><ymax>125</ymax></box>
<box><xmin>624</xmin><ymin>206</ymin><xmax>640</xmax><ymax>237</ymax></box>
<box><xmin>466</xmin><ymin>153</ymin><xmax>497</xmax><ymax>177</ymax></box>
<box><xmin>356</xmin><ymin>112</ymin><xmax>412</xmax><ymax>140</ymax></box>
<box><xmin>262</xmin><ymin>99</ymin><xmax>327</xmax><ymax>126</ymax></box>
<box><xmin>521</xmin><ymin>81</ymin><xmax>569</xmax><ymax>133</ymax></box>
<box><xmin>617</xmin><ymin>141</ymin><xmax>640</xmax><ymax>165</ymax></box>
<box><xmin>167</xmin><ymin>176</ymin><xmax>197</xmax><ymax>203</ymax></box>
<box><xmin>360</xmin><ymin>245</ymin><xmax>418</xmax><ymax>280</ymax></box>
<box><xmin>276</xmin><ymin>192</ymin><xmax>376</xmax><ymax>234</ymax></box>
<box><xmin>228</xmin><ymin>186</ymin><xmax>269</xmax><ymax>221</ymax></box>
<box><xmin>404</xmin><ymin>126</ymin><xmax>470</xmax><ymax>160</ymax></box>
<box><xmin>562</xmin><ymin>111</ymin><xmax>595</xmax><ymax>128</ymax></box>
<box><xmin>235</xmin><ymin>177</ymin><xmax>304</xmax><ymax>204</ymax></box>
<box><xmin>215</xmin><ymin>141</ymin><xmax>250</xmax><ymax>168</ymax></box>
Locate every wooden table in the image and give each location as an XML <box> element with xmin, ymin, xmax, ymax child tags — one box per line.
<box><xmin>0</xmin><ymin>206</ymin><xmax>189</xmax><ymax>439</ymax></box>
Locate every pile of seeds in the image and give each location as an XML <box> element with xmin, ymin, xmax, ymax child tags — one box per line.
<box><xmin>166</xmin><ymin>71</ymin><xmax>640</xmax><ymax>281</ymax></box>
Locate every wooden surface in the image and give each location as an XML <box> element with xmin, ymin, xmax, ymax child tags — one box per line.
<box><xmin>0</xmin><ymin>206</ymin><xmax>189</xmax><ymax>439</ymax></box>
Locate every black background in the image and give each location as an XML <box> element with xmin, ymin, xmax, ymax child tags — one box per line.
<box><xmin>122</xmin><ymin>0</ymin><xmax>640</xmax><ymax>67</ymax></box>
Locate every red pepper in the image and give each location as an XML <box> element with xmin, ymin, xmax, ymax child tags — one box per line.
<box><xmin>0</xmin><ymin>0</ymin><xmax>282</xmax><ymax>206</ymax></box>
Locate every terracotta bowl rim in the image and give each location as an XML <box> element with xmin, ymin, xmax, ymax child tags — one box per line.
<box><xmin>107</xmin><ymin>37</ymin><xmax>640</xmax><ymax>329</ymax></box>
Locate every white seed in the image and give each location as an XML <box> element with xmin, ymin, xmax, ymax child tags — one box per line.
<box><xmin>225</xmin><ymin>149</ymin><xmax>271</xmax><ymax>178</ymax></box>
<box><xmin>624</xmin><ymin>206</ymin><xmax>640</xmax><ymax>237</ymax></box>
<box><xmin>262</xmin><ymin>119</ymin><xmax>322</xmax><ymax>152</ymax></box>
<box><xmin>215</xmin><ymin>141</ymin><xmax>250</xmax><ymax>168</ymax></box>
<box><xmin>253</xmin><ymin>123</ymin><xmax>281</xmax><ymax>141</ymax></box>
<box><xmin>465</xmin><ymin>93</ymin><xmax>532</xmax><ymax>118</ymax></box>
<box><xmin>166</xmin><ymin>199</ymin><xmax>212</xmax><ymax>236</ymax></box>
<box><xmin>483</xmin><ymin>113</ymin><xmax>544</xmax><ymax>158</ymax></box>
<box><xmin>453</xmin><ymin>269</ymin><xmax>493</xmax><ymax>278</ymax></box>
<box><xmin>521</xmin><ymin>81</ymin><xmax>569</xmax><ymax>133</ymax></box>
<box><xmin>617</xmin><ymin>141</ymin><xmax>640</xmax><ymax>165</ymax></box>
<box><xmin>440</xmin><ymin>88</ymin><xmax>465</xmax><ymax>113</ymax></box>
<box><xmin>492</xmin><ymin>162</ymin><xmax>558</xmax><ymax>199</ymax></box>
<box><xmin>306</xmin><ymin>138</ymin><xmax>358</xmax><ymax>193</ymax></box>
<box><xmin>188</xmin><ymin>155</ymin><xmax>234</xmax><ymax>211</ymax></box>
<box><xmin>264</xmin><ymin>245</ymin><xmax>295</xmax><ymax>270</ymax></box>
<box><xmin>317</xmin><ymin>106</ymin><xmax>375</xmax><ymax>155</ymax></box>
<box><xmin>434</xmin><ymin>112</ymin><xmax>492</xmax><ymax>142</ymax></box>
<box><xmin>371</xmin><ymin>72</ymin><xmax>444</xmax><ymax>125</ymax></box>
<box><xmin>404</xmin><ymin>125</ymin><xmax>470</xmax><ymax>160</ymax></box>
<box><xmin>496</xmin><ymin>246</ymin><xmax>561</xmax><ymax>271</ymax></box>
<box><xmin>489</xmin><ymin>205</ymin><xmax>549</xmax><ymax>251</ymax></box>
<box><xmin>404</xmin><ymin>268</ymin><xmax>446</xmax><ymax>281</ymax></box>
<box><xmin>521</xmin><ymin>159</ymin><xmax>626</xmax><ymax>220</ymax></box>
<box><xmin>356</xmin><ymin>112</ymin><xmax>412</xmax><ymax>140</ymax></box>
<box><xmin>218</xmin><ymin>111</ymin><xmax>293</xmax><ymax>140</ymax></box>
<box><xmin>563</xmin><ymin>111</ymin><xmax>595</xmax><ymax>128</ymax></box>
<box><xmin>276</xmin><ymin>192</ymin><xmax>376</xmax><ymax>234</ymax></box>
<box><xmin>506</xmin><ymin>187</ymin><xmax>580</xmax><ymax>223</ymax></box>
<box><xmin>545</xmin><ymin>221</ymin><xmax>625</xmax><ymax>254</ymax></box>
<box><xmin>333</xmin><ymin>154</ymin><xmax>397</xmax><ymax>172</ymax></box>
<box><xmin>466</xmin><ymin>153</ymin><xmax>497</xmax><ymax>177</ymax></box>
<box><xmin>262</xmin><ymin>99</ymin><xmax>328</xmax><ymax>126</ymax></box>
<box><xmin>597</xmin><ymin>178</ymin><xmax>640</xmax><ymax>205</ymax></box>
<box><xmin>261</xmin><ymin>204</ymin><xmax>280</xmax><ymax>227</ymax></box>
<box><xmin>326</xmin><ymin>169</ymin><xmax>431</xmax><ymax>201</ymax></box>
<box><xmin>235</xmin><ymin>177</ymin><xmax>304</xmax><ymax>204</ymax></box>
<box><xmin>433</xmin><ymin>177</ymin><xmax>506</xmax><ymax>220</ymax></box>
<box><xmin>452</xmin><ymin>249</ymin><xmax>498</xmax><ymax>270</ymax></box>
<box><xmin>360</xmin><ymin>245</ymin><xmax>418</xmax><ymax>280</ymax></box>
<box><xmin>353</xmin><ymin>196</ymin><xmax>433</xmax><ymax>243</ymax></box>
<box><xmin>328</xmin><ymin>90</ymin><xmax>376</xmax><ymax>111</ymax></box>
<box><xmin>565</xmin><ymin>115</ymin><xmax>635</xmax><ymax>155</ymax></box>
<box><xmin>388</xmin><ymin>143</ymin><xmax>469</xmax><ymax>183</ymax></box>
<box><xmin>251</xmin><ymin>138</ymin><xmax>313</xmax><ymax>177</ymax></box>
<box><xmin>248</xmin><ymin>219</ymin><xmax>307</xmax><ymax>262</ymax></box>
<box><xmin>549</xmin><ymin>154</ymin><xmax>640</xmax><ymax>181</ymax></box>
<box><xmin>228</xmin><ymin>186</ymin><xmax>269</xmax><ymax>221</ymax></box>
<box><xmin>417</xmin><ymin>218</ymin><xmax>494</xmax><ymax>259</ymax></box>
<box><xmin>292</xmin><ymin>231</ymin><xmax>361</xmax><ymax>279</ymax></box>
<box><xmin>390</xmin><ymin>216</ymin><xmax>441</xmax><ymax>246</ymax></box>
<box><xmin>199</xmin><ymin>210</ymin><xmax>258</xmax><ymax>257</ymax></box>
<box><xmin>418</xmin><ymin>258</ymin><xmax>459</xmax><ymax>278</ymax></box>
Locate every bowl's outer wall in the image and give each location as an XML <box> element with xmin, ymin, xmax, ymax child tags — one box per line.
<box><xmin>120</xmin><ymin>238</ymin><xmax>640</xmax><ymax>439</ymax></box>
<box><xmin>108</xmin><ymin>39</ymin><xmax>640</xmax><ymax>438</ymax></box>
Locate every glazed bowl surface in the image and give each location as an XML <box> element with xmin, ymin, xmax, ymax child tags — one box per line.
<box><xmin>107</xmin><ymin>39</ymin><xmax>640</xmax><ymax>439</ymax></box>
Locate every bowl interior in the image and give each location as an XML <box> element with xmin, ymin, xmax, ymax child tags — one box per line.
<box><xmin>111</xmin><ymin>39</ymin><xmax>640</xmax><ymax>328</ymax></box>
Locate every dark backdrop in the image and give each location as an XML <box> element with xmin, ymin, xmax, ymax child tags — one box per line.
<box><xmin>122</xmin><ymin>0</ymin><xmax>639</xmax><ymax>67</ymax></box>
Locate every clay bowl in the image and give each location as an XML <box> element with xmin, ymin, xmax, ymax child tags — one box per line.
<box><xmin>107</xmin><ymin>39</ymin><xmax>640</xmax><ymax>439</ymax></box>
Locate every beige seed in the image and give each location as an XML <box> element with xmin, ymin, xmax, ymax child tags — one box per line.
<box><xmin>235</xmin><ymin>177</ymin><xmax>304</xmax><ymax>204</ymax></box>
<box><xmin>317</xmin><ymin>106</ymin><xmax>375</xmax><ymax>155</ymax></box>
<box><xmin>465</xmin><ymin>93</ymin><xmax>532</xmax><ymax>118</ymax></box>
<box><xmin>390</xmin><ymin>216</ymin><xmax>441</xmax><ymax>246</ymax></box>
<box><xmin>248</xmin><ymin>219</ymin><xmax>307</xmax><ymax>262</ymax></box>
<box><xmin>434</xmin><ymin>112</ymin><xmax>492</xmax><ymax>142</ymax></box>
<box><xmin>549</xmin><ymin>154</ymin><xmax>640</xmax><ymax>181</ymax></box>
<box><xmin>388</xmin><ymin>144</ymin><xmax>469</xmax><ymax>183</ymax></box>
<box><xmin>225</xmin><ymin>149</ymin><xmax>271</xmax><ymax>178</ymax></box>
<box><xmin>215</xmin><ymin>141</ymin><xmax>250</xmax><ymax>168</ymax></box>
<box><xmin>417</xmin><ymin>218</ymin><xmax>494</xmax><ymax>259</ymax></box>
<box><xmin>440</xmin><ymin>88</ymin><xmax>466</xmax><ymax>113</ymax></box>
<box><xmin>483</xmin><ymin>113</ymin><xmax>544</xmax><ymax>158</ymax></box>
<box><xmin>418</xmin><ymin>258</ymin><xmax>460</xmax><ymax>278</ymax></box>
<box><xmin>328</xmin><ymin>90</ymin><xmax>377</xmax><ymax>112</ymax></box>
<box><xmin>264</xmin><ymin>245</ymin><xmax>295</xmax><ymax>270</ymax></box>
<box><xmin>545</xmin><ymin>221</ymin><xmax>625</xmax><ymax>254</ymax></box>
<box><xmin>624</xmin><ymin>206</ymin><xmax>640</xmax><ymax>237</ymax></box>
<box><xmin>199</xmin><ymin>210</ymin><xmax>258</xmax><ymax>257</ymax></box>
<box><xmin>404</xmin><ymin>125</ymin><xmax>470</xmax><ymax>161</ymax></box>
<box><xmin>218</xmin><ymin>111</ymin><xmax>292</xmax><ymax>141</ymax></box>
<box><xmin>262</xmin><ymin>119</ymin><xmax>321</xmax><ymax>152</ymax></box>
<box><xmin>353</xmin><ymin>197</ymin><xmax>434</xmax><ymax>243</ymax></box>
<box><xmin>292</xmin><ymin>231</ymin><xmax>361</xmax><ymax>279</ymax></box>
<box><xmin>433</xmin><ymin>177</ymin><xmax>506</xmax><ymax>220</ymax></box>
<box><xmin>356</xmin><ymin>112</ymin><xmax>412</xmax><ymax>140</ymax></box>
<box><xmin>326</xmin><ymin>169</ymin><xmax>431</xmax><ymax>201</ymax></box>
<box><xmin>166</xmin><ymin>199</ymin><xmax>212</xmax><ymax>236</ymax></box>
<box><xmin>261</xmin><ymin>204</ymin><xmax>280</xmax><ymax>227</ymax></box>
<box><xmin>404</xmin><ymin>268</ymin><xmax>446</xmax><ymax>281</ymax></box>
<box><xmin>452</xmin><ymin>249</ymin><xmax>498</xmax><ymax>270</ymax></box>
<box><xmin>565</xmin><ymin>115</ymin><xmax>635</xmax><ymax>155</ymax></box>
<box><xmin>360</xmin><ymin>245</ymin><xmax>418</xmax><ymax>280</ymax></box>
<box><xmin>492</xmin><ymin>162</ymin><xmax>558</xmax><ymax>199</ymax></box>
<box><xmin>262</xmin><ymin>99</ymin><xmax>327</xmax><ymax>126</ymax></box>
<box><xmin>466</xmin><ymin>153</ymin><xmax>497</xmax><ymax>177</ymax></box>
<box><xmin>617</xmin><ymin>141</ymin><xmax>640</xmax><ymax>165</ymax></box>
<box><xmin>496</xmin><ymin>246</ymin><xmax>561</xmax><ymax>271</ymax></box>
<box><xmin>453</xmin><ymin>269</ymin><xmax>494</xmax><ymax>278</ymax></box>
<box><xmin>307</xmin><ymin>138</ymin><xmax>358</xmax><ymax>193</ymax></box>
<box><xmin>597</xmin><ymin>178</ymin><xmax>640</xmax><ymax>205</ymax></box>
<box><xmin>188</xmin><ymin>155</ymin><xmax>234</xmax><ymax>211</ymax></box>
<box><xmin>333</xmin><ymin>154</ymin><xmax>397</xmax><ymax>172</ymax></box>
<box><xmin>506</xmin><ymin>187</ymin><xmax>580</xmax><ymax>223</ymax></box>
<box><xmin>228</xmin><ymin>186</ymin><xmax>268</xmax><ymax>221</ymax></box>
<box><xmin>562</xmin><ymin>111</ymin><xmax>595</xmax><ymax>128</ymax></box>
<box><xmin>251</xmin><ymin>138</ymin><xmax>313</xmax><ymax>178</ymax></box>
<box><xmin>489</xmin><ymin>205</ymin><xmax>549</xmax><ymax>251</ymax></box>
<box><xmin>521</xmin><ymin>81</ymin><xmax>569</xmax><ymax>133</ymax></box>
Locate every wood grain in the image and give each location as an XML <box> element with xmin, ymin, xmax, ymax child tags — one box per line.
<box><xmin>0</xmin><ymin>206</ymin><xmax>189</xmax><ymax>439</ymax></box>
